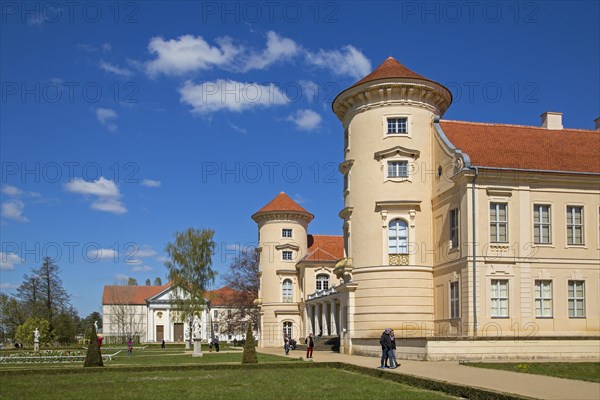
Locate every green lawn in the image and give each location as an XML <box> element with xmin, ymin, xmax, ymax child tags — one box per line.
<box><xmin>465</xmin><ymin>362</ymin><xmax>600</xmax><ymax>383</ymax></box>
<box><xmin>0</xmin><ymin>367</ymin><xmax>455</xmax><ymax>400</ymax></box>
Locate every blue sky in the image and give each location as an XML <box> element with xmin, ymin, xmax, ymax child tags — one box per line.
<box><xmin>1</xmin><ymin>1</ymin><xmax>599</xmax><ymax>317</ymax></box>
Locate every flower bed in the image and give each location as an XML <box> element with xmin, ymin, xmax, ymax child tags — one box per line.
<box><xmin>0</xmin><ymin>350</ymin><xmax>120</xmax><ymax>364</ymax></box>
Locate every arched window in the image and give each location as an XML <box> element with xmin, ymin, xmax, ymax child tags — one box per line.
<box><xmin>388</xmin><ymin>219</ymin><xmax>408</xmax><ymax>254</ymax></box>
<box><xmin>316</xmin><ymin>274</ymin><xmax>329</xmax><ymax>291</ymax></box>
<box><xmin>282</xmin><ymin>279</ymin><xmax>293</xmax><ymax>302</ymax></box>
<box><xmin>283</xmin><ymin>321</ymin><xmax>293</xmax><ymax>338</ymax></box>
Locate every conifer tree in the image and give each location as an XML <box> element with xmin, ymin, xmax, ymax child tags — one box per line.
<box><xmin>242</xmin><ymin>322</ymin><xmax>258</xmax><ymax>364</ymax></box>
<box><xmin>83</xmin><ymin>323</ymin><xmax>103</xmax><ymax>367</ymax></box>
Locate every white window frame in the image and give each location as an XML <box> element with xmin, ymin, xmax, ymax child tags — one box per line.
<box><xmin>490</xmin><ymin>203</ymin><xmax>508</xmax><ymax>243</ymax></box>
<box><xmin>490</xmin><ymin>279</ymin><xmax>509</xmax><ymax>318</ymax></box>
<box><xmin>282</xmin><ymin>228</ymin><xmax>293</xmax><ymax>238</ymax></box>
<box><xmin>568</xmin><ymin>280</ymin><xmax>585</xmax><ymax>318</ymax></box>
<box><xmin>450</xmin><ymin>281</ymin><xmax>460</xmax><ymax>319</ymax></box>
<box><xmin>283</xmin><ymin>321</ymin><xmax>293</xmax><ymax>338</ymax></box>
<box><xmin>388</xmin><ymin>219</ymin><xmax>409</xmax><ymax>255</ymax></box>
<box><xmin>387</xmin><ymin>160</ymin><xmax>408</xmax><ymax>178</ymax></box>
<box><xmin>282</xmin><ymin>250</ymin><xmax>293</xmax><ymax>261</ymax></box>
<box><xmin>282</xmin><ymin>279</ymin><xmax>293</xmax><ymax>303</ymax></box>
<box><xmin>566</xmin><ymin>206</ymin><xmax>584</xmax><ymax>245</ymax></box>
<box><xmin>213</xmin><ymin>310</ymin><xmax>218</xmax><ymax>319</ymax></box>
<box><xmin>450</xmin><ymin>208</ymin><xmax>459</xmax><ymax>249</ymax></box>
<box><xmin>316</xmin><ymin>274</ymin><xmax>329</xmax><ymax>291</ymax></box>
<box><xmin>533</xmin><ymin>204</ymin><xmax>552</xmax><ymax>244</ymax></box>
<box><xmin>534</xmin><ymin>280</ymin><xmax>553</xmax><ymax>318</ymax></box>
<box><xmin>386</xmin><ymin>117</ymin><xmax>408</xmax><ymax>134</ymax></box>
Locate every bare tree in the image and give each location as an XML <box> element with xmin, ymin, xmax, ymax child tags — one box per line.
<box><xmin>104</xmin><ymin>284</ymin><xmax>145</xmax><ymax>343</ymax></box>
<box><xmin>222</xmin><ymin>248</ymin><xmax>260</xmax><ymax>335</ymax></box>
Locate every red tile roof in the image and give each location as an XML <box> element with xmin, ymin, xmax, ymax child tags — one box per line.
<box><xmin>440</xmin><ymin>120</ymin><xmax>600</xmax><ymax>173</ymax></box>
<box><xmin>353</xmin><ymin>56</ymin><xmax>429</xmax><ymax>87</ymax></box>
<box><xmin>253</xmin><ymin>192</ymin><xmax>313</xmax><ymax>218</ymax></box>
<box><xmin>102</xmin><ymin>284</ymin><xmax>244</xmax><ymax>306</ymax></box>
<box><xmin>301</xmin><ymin>234</ymin><xmax>344</xmax><ymax>262</ymax></box>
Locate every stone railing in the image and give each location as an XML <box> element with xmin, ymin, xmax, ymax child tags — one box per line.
<box><xmin>389</xmin><ymin>254</ymin><xmax>409</xmax><ymax>266</ymax></box>
<box><xmin>307</xmin><ymin>285</ymin><xmax>337</xmax><ymax>300</ymax></box>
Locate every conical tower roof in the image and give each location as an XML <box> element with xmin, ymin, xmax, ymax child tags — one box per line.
<box><xmin>252</xmin><ymin>192</ymin><xmax>314</xmax><ymax>222</ymax></box>
<box><xmin>353</xmin><ymin>56</ymin><xmax>429</xmax><ymax>86</ymax></box>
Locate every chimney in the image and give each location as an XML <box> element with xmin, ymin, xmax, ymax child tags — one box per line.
<box><xmin>594</xmin><ymin>117</ymin><xmax>600</xmax><ymax>131</ymax></box>
<box><xmin>540</xmin><ymin>112</ymin><xmax>563</xmax><ymax>130</ymax></box>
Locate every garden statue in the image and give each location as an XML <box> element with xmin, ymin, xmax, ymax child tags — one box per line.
<box><xmin>33</xmin><ymin>328</ymin><xmax>40</xmax><ymax>352</ymax></box>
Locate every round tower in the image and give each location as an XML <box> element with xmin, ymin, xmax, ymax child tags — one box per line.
<box><xmin>251</xmin><ymin>192</ymin><xmax>313</xmax><ymax>347</ymax></box>
<box><xmin>333</xmin><ymin>57</ymin><xmax>452</xmax><ymax>340</ymax></box>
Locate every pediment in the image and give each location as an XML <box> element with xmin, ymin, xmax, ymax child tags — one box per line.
<box><xmin>374</xmin><ymin>145</ymin><xmax>420</xmax><ymax>161</ymax></box>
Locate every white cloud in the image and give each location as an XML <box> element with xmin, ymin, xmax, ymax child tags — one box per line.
<box><xmin>145</xmin><ymin>35</ymin><xmax>240</xmax><ymax>77</ymax></box>
<box><xmin>156</xmin><ymin>256</ymin><xmax>170</xmax><ymax>263</ymax></box>
<box><xmin>64</xmin><ymin>177</ymin><xmax>127</xmax><ymax>215</ymax></box>
<box><xmin>242</xmin><ymin>31</ymin><xmax>300</xmax><ymax>71</ymax></box>
<box><xmin>124</xmin><ymin>258</ymin><xmax>142</xmax><ymax>265</ymax></box>
<box><xmin>87</xmin><ymin>248</ymin><xmax>118</xmax><ymax>260</ymax></box>
<box><xmin>293</xmin><ymin>194</ymin><xmax>307</xmax><ymax>204</ymax></box>
<box><xmin>228</xmin><ymin>123</ymin><xmax>247</xmax><ymax>134</ymax></box>
<box><xmin>101</xmin><ymin>43</ymin><xmax>112</xmax><ymax>52</ymax></box>
<box><xmin>1</xmin><ymin>200</ymin><xmax>29</xmax><ymax>222</ymax></box>
<box><xmin>0</xmin><ymin>282</ymin><xmax>19</xmax><ymax>291</ymax></box>
<box><xmin>135</xmin><ymin>246</ymin><xmax>157</xmax><ymax>258</ymax></box>
<box><xmin>287</xmin><ymin>109</ymin><xmax>322</xmax><ymax>131</ymax></box>
<box><xmin>305</xmin><ymin>45</ymin><xmax>372</xmax><ymax>79</ymax></box>
<box><xmin>131</xmin><ymin>265</ymin><xmax>153</xmax><ymax>272</ymax></box>
<box><xmin>100</xmin><ymin>61</ymin><xmax>133</xmax><ymax>77</ymax></box>
<box><xmin>298</xmin><ymin>80</ymin><xmax>319</xmax><ymax>102</ymax></box>
<box><xmin>113</xmin><ymin>274</ymin><xmax>130</xmax><ymax>283</ymax></box>
<box><xmin>179</xmin><ymin>79</ymin><xmax>289</xmax><ymax>114</ymax></box>
<box><xmin>141</xmin><ymin>179</ymin><xmax>161</xmax><ymax>188</ymax></box>
<box><xmin>95</xmin><ymin>108</ymin><xmax>118</xmax><ymax>132</ymax></box>
<box><xmin>0</xmin><ymin>252</ymin><xmax>24</xmax><ymax>270</ymax></box>
<box><xmin>2</xmin><ymin>185</ymin><xmax>23</xmax><ymax>197</ymax></box>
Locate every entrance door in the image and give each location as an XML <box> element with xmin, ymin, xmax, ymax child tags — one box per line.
<box><xmin>156</xmin><ymin>325</ymin><xmax>164</xmax><ymax>342</ymax></box>
<box><xmin>174</xmin><ymin>323</ymin><xmax>184</xmax><ymax>342</ymax></box>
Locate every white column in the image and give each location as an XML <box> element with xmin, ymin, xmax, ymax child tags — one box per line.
<box><xmin>315</xmin><ymin>303</ymin><xmax>321</xmax><ymax>336</ymax></box>
<box><xmin>149</xmin><ymin>307</ymin><xmax>155</xmax><ymax>342</ymax></box>
<box><xmin>306</xmin><ymin>305</ymin><xmax>313</xmax><ymax>336</ymax></box>
<box><xmin>330</xmin><ymin>300</ymin><xmax>337</xmax><ymax>336</ymax></box>
<box><xmin>165</xmin><ymin>309</ymin><xmax>171</xmax><ymax>341</ymax></box>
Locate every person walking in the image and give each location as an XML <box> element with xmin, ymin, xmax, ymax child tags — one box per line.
<box><xmin>214</xmin><ymin>336</ymin><xmax>220</xmax><ymax>352</ymax></box>
<box><xmin>161</xmin><ymin>339</ymin><xmax>166</xmax><ymax>349</ymax></box>
<box><xmin>305</xmin><ymin>333</ymin><xmax>315</xmax><ymax>359</ymax></box>
<box><xmin>127</xmin><ymin>338</ymin><xmax>133</xmax><ymax>356</ymax></box>
<box><xmin>283</xmin><ymin>335</ymin><xmax>290</xmax><ymax>355</ymax></box>
<box><xmin>379</xmin><ymin>328</ymin><xmax>394</xmax><ymax>368</ymax></box>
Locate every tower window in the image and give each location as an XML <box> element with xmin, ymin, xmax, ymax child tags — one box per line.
<box><xmin>282</xmin><ymin>228</ymin><xmax>293</xmax><ymax>238</ymax></box>
<box><xmin>387</xmin><ymin>118</ymin><xmax>408</xmax><ymax>134</ymax></box>
<box><xmin>282</xmin><ymin>251</ymin><xmax>293</xmax><ymax>261</ymax></box>
<box><xmin>282</xmin><ymin>279</ymin><xmax>293</xmax><ymax>302</ymax></box>
<box><xmin>387</xmin><ymin>161</ymin><xmax>408</xmax><ymax>178</ymax></box>
<box><xmin>388</xmin><ymin>219</ymin><xmax>408</xmax><ymax>255</ymax></box>
<box><xmin>316</xmin><ymin>274</ymin><xmax>329</xmax><ymax>291</ymax></box>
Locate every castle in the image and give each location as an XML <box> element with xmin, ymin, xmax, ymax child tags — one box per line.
<box><xmin>253</xmin><ymin>57</ymin><xmax>600</xmax><ymax>360</ymax></box>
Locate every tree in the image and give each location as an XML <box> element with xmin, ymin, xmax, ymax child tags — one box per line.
<box><xmin>15</xmin><ymin>274</ymin><xmax>43</xmax><ymax>318</ymax></box>
<box><xmin>223</xmin><ymin>248</ymin><xmax>260</xmax><ymax>335</ymax></box>
<box><xmin>15</xmin><ymin>317</ymin><xmax>51</xmax><ymax>346</ymax></box>
<box><xmin>127</xmin><ymin>277</ymin><xmax>138</xmax><ymax>286</ymax></box>
<box><xmin>83</xmin><ymin>322</ymin><xmax>103</xmax><ymax>367</ymax></box>
<box><xmin>81</xmin><ymin>311</ymin><xmax>102</xmax><ymax>339</ymax></box>
<box><xmin>242</xmin><ymin>322</ymin><xmax>258</xmax><ymax>364</ymax></box>
<box><xmin>35</xmin><ymin>257</ymin><xmax>70</xmax><ymax>329</ymax></box>
<box><xmin>154</xmin><ymin>277</ymin><xmax>162</xmax><ymax>286</ymax></box>
<box><xmin>53</xmin><ymin>306</ymin><xmax>80</xmax><ymax>345</ymax></box>
<box><xmin>145</xmin><ymin>279</ymin><xmax>151</xmax><ymax>286</ymax></box>
<box><xmin>0</xmin><ymin>293</ymin><xmax>27</xmax><ymax>340</ymax></box>
<box><xmin>165</xmin><ymin>227</ymin><xmax>216</xmax><ymax>348</ymax></box>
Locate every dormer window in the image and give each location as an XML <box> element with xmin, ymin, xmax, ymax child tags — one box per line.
<box><xmin>387</xmin><ymin>117</ymin><xmax>408</xmax><ymax>134</ymax></box>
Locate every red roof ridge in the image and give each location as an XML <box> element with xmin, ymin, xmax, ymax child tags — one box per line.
<box><xmin>441</xmin><ymin>119</ymin><xmax>599</xmax><ymax>133</ymax></box>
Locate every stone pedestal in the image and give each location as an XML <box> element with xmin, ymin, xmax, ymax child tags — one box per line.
<box><xmin>192</xmin><ymin>338</ymin><xmax>203</xmax><ymax>357</ymax></box>
<box><xmin>34</xmin><ymin>340</ymin><xmax>39</xmax><ymax>352</ymax></box>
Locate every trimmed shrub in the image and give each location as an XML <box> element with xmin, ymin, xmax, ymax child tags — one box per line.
<box><xmin>242</xmin><ymin>323</ymin><xmax>258</xmax><ymax>364</ymax></box>
<box><xmin>83</xmin><ymin>324</ymin><xmax>103</xmax><ymax>368</ymax></box>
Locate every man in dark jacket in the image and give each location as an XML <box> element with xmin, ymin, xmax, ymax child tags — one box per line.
<box><xmin>379</xmin><ymin>328</ymin><xmax>394</xmax><ymax>368</ymax></box>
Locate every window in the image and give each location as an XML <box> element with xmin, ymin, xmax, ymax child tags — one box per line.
<box><xmin>387</xmin><ymin>117</ymin><xmax>408</xmax><ymax>134</ymax></box>
<box><xmin>568</xmin><ymin>280</ymin><xmax>585</xmax><ymax>318</ymax></box>
<box><xmin>450</xmin><ymin>209</ymin><xmax>459</xmax><ymax>248</ymax></box>
<box><xmin>213</xmin><ymin>310</ymin><xmax>218</xmax><ymax>319</ymax></box>
<box><xmin>534</xmin><ymin>280</ymin><xmax>552</xmax><ymax>317</ymax></box>
<box><xmin>283</xmin><ymin>321</ymin><xmax>292</xmax><ymax>338</ymax></box>
<box><xmin>450</xmin><ymin>281</ymin><xmax>459</xmax><ymax>319</ymax></box>
<box><xmin>491</xmin><ymin>279</ymin><xmax>509</xmax><ymax>317</ymax></box>
<box><xmin>316</xmin><ymin>274</ymin><xmax>329</xmax><ymax>291</ymax></box>
<box><xmin>282</xmin><ymin>228</ymin><xmax>292</xmax><ymax>238</ymax></box>
<box><xmin>533</xmin><ymin>205</ymin><xmax>551</xmax><ymax>244</ymax></box>
<box><xmin>227</xmin><ymin>310</ymin><xmax>232</xmax><ymax>318</ymax></box>
<box><xmin>566</xmin><ymin>206</ymin><xmax>584</xmax><ymax>245</ymax></box>
<box><xmin>388</xmin><ymin>219</ymin><xmax>408</xmax><ymax>254</ymax></box>
<box><xmin>282</xmin><ymin>279</ymin><xmax>293</xmax><ymax>302</ymax></box>
<box><xmin>490</xmin><ymin>203</ymin><xmax>508</xmax><ymax>243</ymax></box>
<box><xmin>213</xmin><ymin>323</ymin><xmax>219</xmax><ymax>333</ymax></box>
<box><xmin>387</xmin><ymin>161</ymin><xmax>408</xmax><ymax>178</ymax></box>
<box><xmin>282</xmin><ymin>250</ymin><xmax>293</xmax><ymax>261</ymax></box>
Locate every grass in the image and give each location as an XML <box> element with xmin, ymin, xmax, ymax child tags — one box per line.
<box><xmin>0</xmin><ymin>367</ymin><xmax>456</xmax><ymax>400</ymax></box>
<box><xmin>464</xmin><ymin>362</ymin><xmax>600</xmax><ymax>383</ymax></box>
